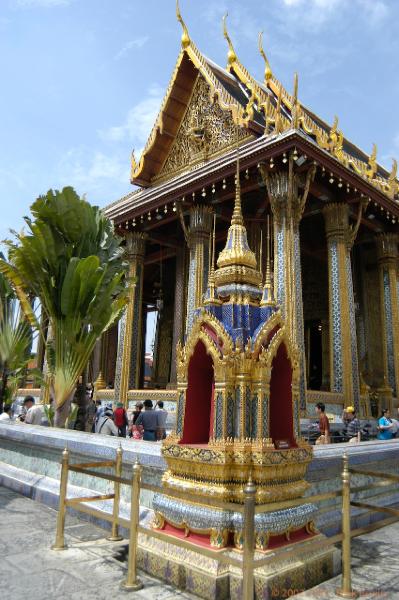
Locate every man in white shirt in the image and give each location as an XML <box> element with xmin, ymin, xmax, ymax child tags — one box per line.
<box><xmin>0</xmin><ymin>405</ymin><xmax>11</xmax><ymax>421</ymax></box>
<box><xmin>23</xmin><ymin>396</ymin><xmax>43</xmax><ymax>425</ymax></box>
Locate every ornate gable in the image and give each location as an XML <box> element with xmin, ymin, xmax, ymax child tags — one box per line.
<box><xmin>156</xmin><ymin>75</ymin><xmax>249</xmax><ymax>183</ymax></box>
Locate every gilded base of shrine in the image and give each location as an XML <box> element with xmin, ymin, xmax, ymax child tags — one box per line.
<box><xmin>137</xmin><ymin>523</ymin><xmax>340</xmax><ymax>600</ymax></box>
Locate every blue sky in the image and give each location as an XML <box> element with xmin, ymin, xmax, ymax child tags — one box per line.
<box><xmin>1</xmin><ymin>0</ymin><xmax>398</xmax><ymax>247</ymax></box>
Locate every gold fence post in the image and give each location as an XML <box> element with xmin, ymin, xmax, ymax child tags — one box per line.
<box><xmin>242</xmin><ymin>475</ymin><xmax>256</xmax><ymax>600</ymax></box>
<box><xmin>121</xmin><ymin>459</ymin><xmax>143</xmax><ymax>591</ymax></box>
<box><xmin>51</xmin><ymin>447</ymin><xmax>69</xmax><ymax>551</ymax></box>
<box><xmin>336</xmin><ymin>453</ymin><xmax>358</xmax><ymax>598</ymax></box>
<box><xmin>107</xmin><ymin>445</ymin><xmax>123</xmax><ymax>541</ymax></box>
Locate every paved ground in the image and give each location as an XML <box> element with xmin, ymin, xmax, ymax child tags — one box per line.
<box><xmin>0</xmin><ymin>486</ymin><xmax>195</xmax><ymax>600</ymax></box>
<box><xmin>1</xmin><ymin>486</ymin><xmax>398</xmax><ymax>599</ymax></box>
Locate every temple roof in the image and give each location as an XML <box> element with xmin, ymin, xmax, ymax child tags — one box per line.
<box><xmin>117</xmin><ymin>8</ymin><xmax>398</xmax><ymax>210</ymax></box>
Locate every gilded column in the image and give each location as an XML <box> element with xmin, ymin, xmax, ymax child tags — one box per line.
<box><xmin>114</xmin><ymin>232</ymin><xmax>147</xmax><ymax>406</ymax></box>
<box><xmin>260</xmin><ymin>161</ymin><xmax>315</xmax><ymax>413</ymax></box>
<box><xmin>323</xmin><ymin>203</ymin><xmax>360</xmax><ymax>409</ymax></box>
<box><xmin>169</xmin><ymin>248</ymin><xmax>187</xmax><ymax>385</ymax></box>
<box><xmin>376</xmin><ymin>233</ymin><xmax>399</xmax><ymax>399</ymax></box>
<box><xmin>185</xmin><ymin>205</ymin><xmax>213</xmax><ymax>335</ymax></box>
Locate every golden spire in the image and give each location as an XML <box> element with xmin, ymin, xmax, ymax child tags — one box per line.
<box><xmin>214</xmin><ymin>149</ymin><xmax>262</xmax><ymax>290</ymax></box>
<box><xmin>223</xmin><ymin>13</ymin><xmax>237</xmax><ymax>68</ymax></box>
<box><xmin>176</xmin><ymin>0</ymin><xmax>190</xmax><ymax>49</ymax></box>
<box><xmin>204</xmin><ymin>214</ymin><xmax>222</xmax><ymax>305</ymax></box>
<box><xmin>260</xmin><ymin>214</ymin><xmax>276</xmax><ymax>307</ymax></box>
<box><xmin>258</xmin><ymin>31</ymin><xmax>272</xmax><ymax>83</ymax></box>
<box><xmin>231</xmin><ymin>149</ymin><xmax>244</xmax><ymax>226</ymax></box>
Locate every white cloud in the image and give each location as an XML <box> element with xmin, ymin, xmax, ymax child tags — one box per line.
<box><xmin>98</xmin><ymin>84</ymin><xmax>163</xmax><ymax>145</ymax></box>
<box><xmin>114</xmin><ymin>36</ymin><xmax>149</xmax><ymax>61</ymax></box>
<box><xmin>57</xmin><ymin>149</ymin><xmax>129</xmax><ymax>194</ymax></box>
<box><xmin>13</xmin><ymin>0</ymin><xmax>71</xmax><ymax>7</ymax></box>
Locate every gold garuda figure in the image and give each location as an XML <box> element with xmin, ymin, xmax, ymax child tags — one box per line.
<box><xmin>152</xmin><ymin>160</ymin><xmax>315</xmax><ymax>550</ymax></box>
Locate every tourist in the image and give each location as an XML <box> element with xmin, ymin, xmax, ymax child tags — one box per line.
<box><xmin>0</xmin><ymin>405</ymin><xmax>11</xmax><ymax>422</ymax></box>
<box><xmin>377</xmin><ymin>409</ymin><xmax>394</xmax><ymax>441</ymax></box>
<box><xmin>132</xmin><ymin>402</ymin><xmax>143</xmax><ymax>425</ymax></box>
<box><xmin>95</xmin><ymin>406</ymin><xmax>118</xmax><ymax>436</ymax></box>
<box><xmin>86</xmin><ymin>396</ymin><xmax>97</xmax><ymax>433</ymax></box>
<box><xmin>23</xmin><ymin>396</ymin><xmax>43</xmax><ymax>425</ymax></box>
<box><xmin>113</xmin><ymin>401</ymin><xmax>128</xmax><ymax>438</ymax></box>
<box><xmin>342</xmin><ymin>406</ymin><xmax>361</xmax><ymax>443</ymax></box>
<box><xmin>135</xmin><ymin>399</ymin><xmax>160</xmax><ymax>442</ymax></box>
<box><xmin>156</xmin><ymin>401</ymin><xmax>168</xmax><ymax>440</ymax></box>
<box><xmin>129</xmin><ymin>402</ymin><xmax>144</xmax><ymax>439</ymax></box>
<box><xmin>315</xmin><ymin>402</ymin><xmax>330</xmax><ymax>444</ymax></box>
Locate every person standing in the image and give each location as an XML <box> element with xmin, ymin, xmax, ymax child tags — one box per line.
<box><xmin>135</xmin><ymin>400</ymin><xmax>160</xmax><ymax>442</ymax></box>
<box><xmin>315</xmin><ymin>402</ymin><xmax>330</xmax><ymax>444</ymax></box>
<box><xmin>113</xmin><ymin>402</ymin><xmax>128</xmax><ymax>438</ymax></box>
<box><xmin>23</xmin><ymin>396</ymin><xmax>43</xmax><ymax>425</ymax></box>
<box><xmin>377</xmin><ymin>409</ymin><xmax>394</xmax><ymax>441</ymax></box>
<box><xmin>95</xmin><ymin>406</ymin><xmax>118</xmax><ymax>436</ymax></box>
<box><xmin>0</xmin><ymin>405</ymin><xmax>11</xmax><ymax>422</ymax></box>
<box><xmin>155</xmin><ymin>401</ymin><xmax>168</xmax><ymax>440</ymax></box>
<box><xmin>342</xmin><ymin>406</ymin><xmax>361</xmax><ymax>443</ymax></box>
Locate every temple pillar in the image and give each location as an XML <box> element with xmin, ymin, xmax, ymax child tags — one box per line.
<box><xmin>261</xmin><ymin>164</ymin><xmax>315</xmax><ymax>413</ymax></box>
<box><xmin>376</xmin><ymin>233</ymin><xmax>399</xmax><ymax>400</ymax></box>
<box><xmin>323</xmin><ymin>203</ymin><xmax>360</xmax><ymax>409</ymax></box>
<box><xmin>169</xmin><ymin>248</ymin><xmax>187</xmax><ymax>385</ymax></box>
<box><xmin>185</xmin><ymin>205</ymin><xmax>213</xmax><ymax>335</ymax></box>
<box><xmin>114</xmin><ymin>232</ymin><xmax>147</xmax><ymax>405</ymax></box>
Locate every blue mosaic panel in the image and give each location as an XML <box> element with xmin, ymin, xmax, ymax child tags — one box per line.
<box><xmin>215</xmin><ymin>392</ymin><xmax>223</xmax><ymax>439</ymax></box>
<box><xmin>244</xmin><ymin>386</ymin><xmax>251</xmax><ymax>438</ymax></box>
<box><xmin>383</xmin><ymin>269</ymin><xmax>396</xmax><ymax>394</ymax></box>
<box><xmin>185</xmin><ymin>252</ymin><xmax>197</xmax><ymax>337</ymax></box>
<box><xmin>346</xmin><ymin>254</ymin><xmax>360</xmax><ymax>408</ymax></box>
<box><xmin>330</xmin><ymin>241</ymin><xmax>343</xmax><ymax>392</ymax></box>
<box><xmin>176</xmin><ymin>391</ymin><xmax>185</xmax><ymax>436</ymax></box>
<box><xmin>251</xmin><ymin>392</ymin><xmax>258</xmax><ymax>438</ymax></box>
<box><xmin>226</xmin><ymin>391</ymin><xmax>234</xmax><ymax>438</ymax></box>
<box><xmin>262</xmin><ymin>393</ymin><xmax>269</xmax><ymax>438</ymax></box>
<box><xmin>234</xmin><ymin>387</ymin><xmax>241</xmax><ymax>438</ymax></box>
<box><xmin>275</xmin><ymin>225</ymin><xmax>286</xmax><ymax>314</ymax></box>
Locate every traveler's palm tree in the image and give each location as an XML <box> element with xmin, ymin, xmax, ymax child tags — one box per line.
<box><xmin>0</xmin><ymin>262</ymin><xmax>34</xmax><ymax>410</ymax></box>
<box><xmin>0</xmin><ymin>188</ymin><xmax>128</xmax><ymax>426</ymax></box>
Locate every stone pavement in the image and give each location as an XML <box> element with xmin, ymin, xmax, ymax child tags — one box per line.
<box><xmin>0</xmin><ymin>486</ymin><xmax>195</xmax><ymax>600</ymax></box>
<box><xmin>1</xmin><ymin>485</ymin><xmax>399</xmax><ymax>600</ymax></box>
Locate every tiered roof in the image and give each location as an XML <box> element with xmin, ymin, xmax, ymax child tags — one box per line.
<box><xmin>106</xmin><ymin>3</ymin><xmax>398</xmax><ymax>219</ymax></box>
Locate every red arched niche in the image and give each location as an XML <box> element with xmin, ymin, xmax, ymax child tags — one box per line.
<box><xmin>269</xmin><ymin>343</ymin><xmax>296</xmax><ymax>447</ymax></box>
<box><xmin>181</xmin><ymin>340</ymin><xmax>214</xmax><ymax>445</ymax></box>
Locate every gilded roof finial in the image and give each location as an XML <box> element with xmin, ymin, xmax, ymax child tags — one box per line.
<box><xmin>292</xmin><ymin>72</ymin><xmax>299</xmax><ymax>129</ymax></box>
<box><xmin>176</xmin><ymin>0</ymin><xmax>190</xmax><ymax>49</ymax></box>
<box><xmin>130</xmin><ymin>149</ymin><xmax>138</xmax><ymax>181</ymax></box>
<box><xmin>258</xmin><ymin>31</ymin><xmax>272</xmax><ymax>84</ymax></box>
<box><xmin>223</xmin><ymin>13</ymin><xmax>237</xmax><ymax>68</ymax></box>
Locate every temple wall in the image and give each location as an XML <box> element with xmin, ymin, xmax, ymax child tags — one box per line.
<box><xmin>0</xmin><ymin>423</ymin><xmax>398</xmax><ymax>538</ymax></box>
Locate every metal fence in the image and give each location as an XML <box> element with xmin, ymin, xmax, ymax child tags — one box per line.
<box><xmin>51</xmin><ymin>449</ymin><xmax>399</xmax><ymax>599</ymax></box>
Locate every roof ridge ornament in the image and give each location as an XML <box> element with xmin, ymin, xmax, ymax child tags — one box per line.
<box><xmin>258</xmin><ymin>31</ymin><xmax>272</xmax><ymax>84</ymax></box>
<box><xmin>176</xmin><ymin>0</ymin><xmax>190</xmax><ymax>49</ymax></box>
<box><xmin>222</xmin><ymin>13</ymin><xmax>237</xmax><ymax>68</ymax></box>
